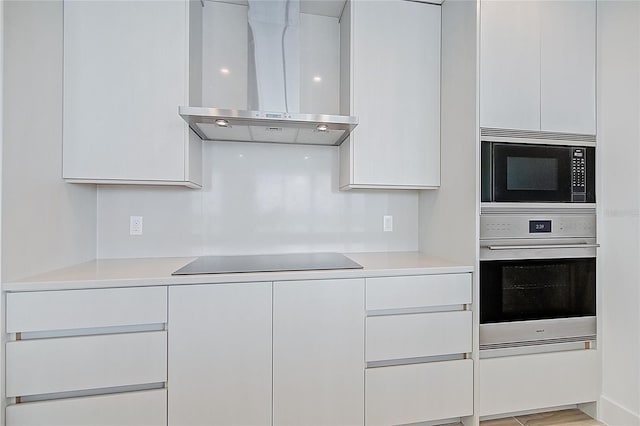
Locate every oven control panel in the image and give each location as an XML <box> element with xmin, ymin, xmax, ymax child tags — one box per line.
<box><xmin>481</xmin><ymin>214</ymin><xmax>596</xmax><ymax>239</ymax></box>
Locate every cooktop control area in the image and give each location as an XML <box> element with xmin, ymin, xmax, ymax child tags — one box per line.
<box><xmin>172</xmin><ymin>252</ymin><xmax>363</xmax><ymax>275</ymax></box>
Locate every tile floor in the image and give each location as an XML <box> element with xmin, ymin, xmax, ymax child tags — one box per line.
<box><xmin>480</xmin><ymin>408</ymin><xmax>604</xmax><ymax>426</ymax></box>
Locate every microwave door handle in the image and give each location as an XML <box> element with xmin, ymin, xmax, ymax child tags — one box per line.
<box><xmin>487</xmin><ymin>244</ymin><xmax>601</xmax><ymax>250</ymax></box>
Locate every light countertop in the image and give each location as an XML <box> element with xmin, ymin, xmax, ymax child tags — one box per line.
<box><xmin>3</xmin><ymin>252</ymin><xmax>473</xmax><ymax>292</ymax></box>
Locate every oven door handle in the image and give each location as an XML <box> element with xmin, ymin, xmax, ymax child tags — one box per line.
<box><xmin>487</xmin><ymin>243</ymin><xmax>601</xmax><ymax>250</ymax></box>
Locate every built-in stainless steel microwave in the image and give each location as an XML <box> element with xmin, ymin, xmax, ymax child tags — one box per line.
<box><xmin>482</xmin><ymin>142</ymin><xmax>595</xmax><ymax>203</ymax></box>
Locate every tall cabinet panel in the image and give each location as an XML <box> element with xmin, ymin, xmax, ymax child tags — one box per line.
<box><xmin>273</xmin><ymin>279</ymin><xmax>364</xmax><ymax>426</ymax></box>
<box><xmin>168</xmin><ymin>283</ymin><xmax>272</xmax><ymax>426</ymax></box>
<box><xmin>480</xmin><ymin>0</ymin><xmax>541</xmax><ymax>131</ymax></box>
<box><xmin>480</xmin><ymin>0</ymin><xmax>596</xmax><ymax>134</ymax></box>
<box><xmin>540</xmin><ymin>0</ymin><xmax>596</xmax><ymax>134</ymax></box>
<box><xmin>63</xmin><ymin>0</ymin><xmax>202</xmax><ymax>187</ymax></box>
<box><xmin>340</xmin><ymin>0</ymin><xmax>441</xmax><ymax>189</ymax></box>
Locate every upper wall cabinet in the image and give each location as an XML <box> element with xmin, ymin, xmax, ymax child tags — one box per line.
<box><xmin>540</xmin><ymin>0</ymin><xmax>596</xmax><ymax>134</ymax></box>
<box><xmin>339</xmin><ymin>0</ymin><xmax>441</xmax><ymax>190</ymax></box>
<box><xmin>480</xmin><ymin>0</ymin><xmax>541</xmax><ymax>132</ymax></box>
<box><xmin>63</xmin><ymin>0</ymin><xmax>203</xmax><ymax>188</ymax></box>
<box><xmin>480</xmin><ymin>0</ymin><xmax>596</xmax><ymax>135</ymax></box>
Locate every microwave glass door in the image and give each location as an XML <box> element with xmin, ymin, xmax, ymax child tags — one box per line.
<box><xmin>493</xmin><ymin>144</ymin><xmax>572</xmax><ymax>202</ymax></box>
<box><xmin>480</xmin><ymin>257</ymin><xmax>596</xmax><ymax>324</ymax></box>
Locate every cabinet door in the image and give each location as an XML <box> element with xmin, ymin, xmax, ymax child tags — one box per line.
<box><xmin>540</xmin><ymin>0</ymin><xmax>596</xmax><ymax>134</ymax></box>
<box><xmin>168</xmin><ymin>283</ymin><xmax>272</xmax><ymax>426</ymax></box>
<box><xmin>273</xmin><ymin>279</ymin><xmax>364</xmax><ymax>426</ymax></box>
<box><xmin>347</xmin><ymin>0</ymin><xmax>440</xmax><ymax>188</ymax></box>
<box><xmin>63</xmin><ymin>0</ymin><xmax>200</xmax><ymax>186</ymax></box>
<box><xmin>480</xmin><ymin>0</ymin><xmax>541</xmax><ymax>131</ymax></box>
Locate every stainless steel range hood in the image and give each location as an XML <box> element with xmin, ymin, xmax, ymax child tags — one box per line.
<box><xmin>179</xmin><ymin>107</ymin><xmax>358</xmax><ymax>146</ymax></box>
<box><xmin>180</xmin><ymin>0</ymin><xmax>358</xmax><ymax>146</ymax></box>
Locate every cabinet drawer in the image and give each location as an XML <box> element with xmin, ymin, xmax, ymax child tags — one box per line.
<box><xmin>6</xmin><ymin>331</ymin><xmax>167</xmax><ymax>397</ymax></box>
<box><xmin>365</xmin><ymin>360</ymin><xmax>473</xmax><ymax>426</ymax></box>
<box><xmin>366</xmin><ymin>274</ymin><xmax>471</xmax><ymax>311</ymax></box>
<box><xmin>7</xmin><ymin>287</ymin><xmax>167</xmax><ymax>333</ymax></box>
<box><xmin>6</xmin><ymin>388</ymin><xmax>167</xmax><ymax>426</ymax></box>
<box><xmin>366</xmin><ymin>311</ymin><xmax>472</xmax><ymax>362</ymax></box>
<box><xmin>479</xmin><ymin>350</ymin><xmax>599</xmax><ymax>416</ymax></box>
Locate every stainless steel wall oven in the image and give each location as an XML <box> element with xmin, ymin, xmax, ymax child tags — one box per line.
<box><xmin>479</xmin><ymin>210</ymin><xmax>597</xmax><ymax>353</ymax></box>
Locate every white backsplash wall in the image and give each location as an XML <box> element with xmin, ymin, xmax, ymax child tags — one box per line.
<box><xmin>97</xmin><ymin>142</ymin><xmax>419</xmax><ymax>258</ymax></box>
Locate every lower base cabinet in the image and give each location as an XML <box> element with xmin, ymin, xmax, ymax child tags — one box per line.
<box><xmin>5</xmin><ymin>272</ymin><xmax>475</xmax><ymax>426</ymax></box>
<box><xmin>6</xmin><ymin>389</ymin><xmax>166</xmax><ymax>426</ymax></box>
<box><xmin>273</xmin><ymin>279</ymin><xmax>365</xmax><ymax>426</ymax></box>
<box><xmin>168</xmin><ymin>282</ymin><xmax>272</xmax><ymax>426</ymax></box>
<box><xmin>479</xmin><ymin>349</ymin><xmax>599</xmax><ymax>416</ymax></box>
<box><xmin>168</xmin><ymin>279</ymin><xmax>365</xmax><ymax>426</ymax></box>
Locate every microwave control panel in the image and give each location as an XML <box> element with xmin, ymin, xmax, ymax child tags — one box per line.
<box><xmin>571</xmin><ymin>148</ymin><xmax>587</xmax><ymax>201</ymax></box>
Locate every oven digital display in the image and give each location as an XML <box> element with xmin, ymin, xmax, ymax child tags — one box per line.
<box><xmin>529</xmin><ymin>220</ymin><xmax>552</xmax><ymax>233</ymax></box>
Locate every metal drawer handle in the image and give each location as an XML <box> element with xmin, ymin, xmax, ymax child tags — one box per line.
<box><xmin>487</xmin><ymin>244</ymin><xmax>601</xmax><ymax>250</ymax></box>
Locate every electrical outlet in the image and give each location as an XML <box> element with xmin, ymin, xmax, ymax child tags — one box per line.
<box><xmin>383</xmin><ymin>215</ymin><xmax>393</xmax><ymax>232</ymax></box>
<box><xmin>130</xmin><ymin>216</ymin><xmax>143</xmax><ymax>235</ymax></box>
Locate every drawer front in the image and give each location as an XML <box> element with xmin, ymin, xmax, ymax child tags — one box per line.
<box><xmin>366</xmin><ymin>273</ymin><xmax>471</xmax><ymax>311</ymax></box>
<box><xmin>479</xmin><ymin>349</ymin><xmax>599</xmax><ymax>416</ymax></box>
<box><xmin>7</xmin><ymin>287</ymin><xmax>167</xmax><ymax>333</ymax></box>
<box><xmin>6</xmin><ymin>331</ymin><xmax>167</xmax><ymax>397</ymax></box>
<box><xmin>366</xmin><ymin>311</ymin><xmax>472</xmax><ymax>362</ymax></box>
<box><xmin>6</xmin><ymin>389</ymin><xmax>167</xmax><ymax>426</ymax></box>
<box><xmin>366</xmin><ymin>360</ymin><xmax>473</xmax><ymax>426</ymax></box>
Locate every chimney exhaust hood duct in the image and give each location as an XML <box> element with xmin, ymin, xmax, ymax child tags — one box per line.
<box><xmin>180</xmin><ymin>0</ymin><xmax>357</xmax><ymax>146</ymax></box>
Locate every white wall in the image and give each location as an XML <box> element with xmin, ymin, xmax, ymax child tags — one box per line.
<box><xmin>419</xmin><ymin>0</ymin><xmax>478</xmax><ymax>266</ymax></box>
<box><xmin>2</xmin><ymin>1</ymin><xmax>97</xmax><ymax>282</ymax></box>
<box><xmin>97</xmin><ymin>141</ymin><xmax>419</xmax><ymax>258</ymax></box>
<box><xmin>0</xmin><ymin>1</ymin><xmax>5</xmax><ymax>424</ymax></box>
<box><xmin>597</xmin><ymin>1</ymin><xmax>640</xmax><ymax>424</ymax></box>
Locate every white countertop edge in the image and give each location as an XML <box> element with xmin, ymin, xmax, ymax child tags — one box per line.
<box><xmin>2</xmin><ymin>252</ymin><xmax>474</xmax><ymax>292</ymax></box>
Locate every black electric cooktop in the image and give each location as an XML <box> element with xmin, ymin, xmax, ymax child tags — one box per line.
<box><xmin>172</xmin><ymin>252</ymin><xmax>363</xmax><ymax>275</ymax></box>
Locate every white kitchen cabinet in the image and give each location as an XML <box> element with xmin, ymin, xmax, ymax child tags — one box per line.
<box><xmin>63</xmin><ymin>0</ymin><xmax>202</xmax><ymax>187</ymax></box>
<box><xmin>480</xmin><ymin>0</ymin><xmax>596</xmax><ymax>135</ymax></box>
<box><xmin>364</xmin><ymin>273</ymin><xmax>473</xmax><ymax>425</ymax></box>
<box><xmin>540</xmin><ymin>0</ymin><xmax>596</xmax><ymax>134</ymax></box>
<box><xmin>273</xmin><ymin>278</ymin><xmax>364</xmax><ymax>426</ymax></box>
<box><xmin>340</xmin><ymin>0</ymin><xmax>441</xmax><ymax>189</ymax></box>
<box><xmin>479</xmin><ymin>349</ymin><xmax>599</xmax><ymax>416</ymax></box>
<box><xmin>6</xmin><ymin>332</ymin><xmax>167</xmax><ymax>397</ymax></box>
<box><xmin>6</xmin><ymin>389</ymin><xmax>167</xmax><ymax>426</ymax></box>
<box><xmin>366</xmin><ymin>360</ymin><xmax>473</xmax><ymax>426</ymax></box>
<box><xmin>6</xmin><ymin>286</ymin><xmax>167</xmax><ymax>332</ymax></box>
<box><xmin>480</xmin><ymin>0</ymin><xmax>541</xmax><ymax>132</ymax></box>
<box><xmin>366</xmin><ymin>273</ymin><xmax>472</xmax><ymax>311</ymax></box>
<box><xmin>168</xmin><ymin>283</ymin><xmax>272</xmax><ymax>426</ymax></box>
<box><xmin>5</xmin><ymin>286</ymin><xmax>168</xmax><ymax>426</ymax></box>
<box><xmin>366</xmin><ymin>311</ymin><xmax>472</xmax><ymax>362</ymax></box>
